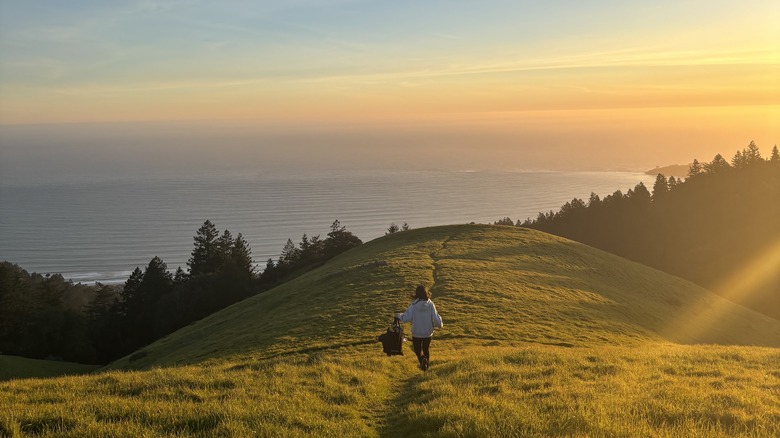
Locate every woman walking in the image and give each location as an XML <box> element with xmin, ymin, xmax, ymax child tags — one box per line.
<box><xmin>396</xmin><ymin>285</ymin><xmax>443</xmax><ymax>371</ymax></box>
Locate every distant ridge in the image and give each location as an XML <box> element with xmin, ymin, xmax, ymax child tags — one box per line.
<box><xmin>646</xmin><ymin>164</ymin><xmax>689</xmax><ymax>177</ymax></box>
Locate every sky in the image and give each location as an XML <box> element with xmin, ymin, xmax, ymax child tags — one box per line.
<box><xmin>0</xmin><ymin>0</ymin><xmax>778</xmax><ymax>171</ymax></box>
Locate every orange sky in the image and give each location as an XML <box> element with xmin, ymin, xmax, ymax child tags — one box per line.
<box><xmin>0</xmin><ymin>1</ymin><xmax>777</xmax><ymax>169</ymax></box>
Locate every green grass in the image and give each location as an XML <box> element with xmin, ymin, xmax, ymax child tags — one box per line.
<box><xmin>0</xmin><ymin>355</ymin><xmax>98</xmax><ymax>382</ymax></box>
<box><xmin>1</xmin><ymin>224</ymin><xmax>779</xmax><ymax>437</ymax></box>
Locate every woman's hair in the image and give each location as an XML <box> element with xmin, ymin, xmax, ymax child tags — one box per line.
<box><xmin>414</xmin><ymin>285</ymin><xmax>431</xmax><ymax>302</ymax></box>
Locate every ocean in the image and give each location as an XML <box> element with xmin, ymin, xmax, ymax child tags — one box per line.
<box><xmin>0</xmin><ymin>169</ymin><xmax>654</xmax><ymax>284</ymax></box>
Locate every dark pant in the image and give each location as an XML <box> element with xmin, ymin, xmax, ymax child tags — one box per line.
<box><xmin>412</xmin><ymin>337</ymin><xmax>431</xmax><ymax>363</ymax></box>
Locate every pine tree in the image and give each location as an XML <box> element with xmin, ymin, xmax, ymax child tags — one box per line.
<box><xmin>324</xmin><ymin>220</ymin><xmax>362</xmax><ymax>258</ymax></box>
<box><xmin>652</xmin><ymin>174</ymin><xmax>669</xmax><ymax>200</ymax></box>
<box><xmin>386</xmin><ymin>223</ymin><xmax>400</xmax><ymax>234</ymax></box>
<box><xmin>744</xmin><ymin>140</ymin><xmax>762</xmax><ymax>165</ymax></box>
<box><xmin>84</xmin><ymin>283</ymin><xmax>121</xmax><ymax>363</ymax></box>
<box><xmin>299</xmin><ymin>233</ymin><xmax>311</xmax><ymax>253</ymax></box>
<box><xmin>126</xmin><ymin>257</ymin><xmax>173</xmax><ymax>348</ymax></box>
<box><xmin>119</xmin><ymin>267</ymin><xmax>144</xmax><ymax>317</ymax></box>
<box><xmin>188</xmin><ymin>220</ymin><xmax>220</xmax><ymax>276</ymax></box>
<box><xmin>330</xmin><ymin>220</ymin><xmax>344</xmax><ymax>234</ymax></box>
<box><xmin>259</xmin><ymin>258</ymin><xmax>277</xmax><ymax>282</ymax></box>
<box><xmin>401</xmin><ymin>222</ymin><xmax>411</xmax><ymax>231</ymax></box>
<box><xmin>688</xmin><ymin>159</ymin><xmax>702</xmax><ymax>178</ymax></box>
<box><xmin>731</xmin><ymin>150</ymin><xmax>746</xmax><ymax>168</ymax></box>
<box><xmin>173</xmin><ymin>267</ymin><xmax>188</xmax><ymax>284</ymax></box>
<box><xmin>85</xmin><ymin>283</ymin><xmax>117</xmax><ymax>323</ymax></box>
<box><xmin>216</xmin><ymin>229</ymin><xmax>234</xmax><ymax>269</ymax></box>
<box><xmin>667</xmin><ymin>175</ymin><xmax>678</xmax><ymax>191</ymax></box>
<box><xmin>307</xmin><ymin>234</ymin><xmax>324</xmax><ymax>261</ymax></box>
<box><xmin>770</xmin><ymin>145</ymin><xmax>779</xmax><ymax>164</ymax></box>
<box><xmin>730</xmin><ymin>143</ymin><xmax>763</xmax><ymax>168</ymax></box>
<box><xmin>630</xmin><ymin>182</ymin><xmax>651</xmax><ymax>205</ymax></box>
<box><xmin>279</xmin><ymin>238</ymin><xmax>300</xmax><ymax>266</ymax></box>
<box><xmin>231</xmin><ymin>233</ymin><xmax>254</xmax><ymax>275</ymax></box>
<box><xmin>138</xmin><ymin>257</ymin><xmax>173</xmax><ymax>305</ymax></box>
<box><xmin>704</xmin><ymin>154</ymin><xmax>730</xmax><ymax>174</ymax></box>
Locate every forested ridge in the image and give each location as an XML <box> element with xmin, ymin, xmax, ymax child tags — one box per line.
<box><xmin>0</xmin><ymin>220</ymin><xmax>362</xmax><ymax>364</ymax></box>
<box><xmin>508</xmin><ymin>142</ymin><xmax>780</xmax><ymax>319</ymax></box>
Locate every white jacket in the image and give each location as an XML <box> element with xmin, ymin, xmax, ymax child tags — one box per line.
<box><xmin>396</xmin><ymin>299</ymin><xmax>443</xmax><ymax>338</ymax></box>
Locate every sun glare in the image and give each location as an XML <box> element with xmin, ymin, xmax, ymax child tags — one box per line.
<box><xmin>666</xmin><ymin>236</ymin><xmax>780</xmax><ymax>343</ymax></box>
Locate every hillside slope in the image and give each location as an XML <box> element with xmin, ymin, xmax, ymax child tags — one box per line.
<box><xmin>110</xmin><ymin>225</ymin><xmax>780</xmax><ymax>370</ymax></box>
<box><xmin>2</xmin><ymin>225</ymin><xmax>779</xmax><ymax>437</ymax></box>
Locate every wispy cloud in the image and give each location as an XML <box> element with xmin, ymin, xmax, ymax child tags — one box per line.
<box><xmin>294</xmin><ymin>47</ymin><xmax>779</xmax><ymax>84</ymax></box>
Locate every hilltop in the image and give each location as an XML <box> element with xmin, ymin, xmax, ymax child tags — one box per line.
<box><xmin>2</xmin><ymin>225</ymin><xmax>779</xmax><ymax>436</ymax></box>
<box><xmin>109</xmin><ymin>225</ymin><xmax>780</xmax><ymax>370</ymax></box>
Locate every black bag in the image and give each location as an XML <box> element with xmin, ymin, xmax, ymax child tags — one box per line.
<box><xmin>377</xmin><ymin>317</ymin><xmax>404</xmax><ymax>356</ymax></box>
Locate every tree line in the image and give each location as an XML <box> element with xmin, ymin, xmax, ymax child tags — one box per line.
<box><xmin>500</xmin><ymin>142</ymin><xmax>780</xmax><ymax>319</ymax></box>
<box><xmin>0</xmin><ymin>220</ymin><xmax>362</xmax><ymax>364</ymax></box>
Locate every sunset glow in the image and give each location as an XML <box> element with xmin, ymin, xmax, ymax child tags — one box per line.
<box><xmin>0</xmin><ymin>1</ymin><xmax>778</xmax><ymax>174</ymax></box>
<box><xmin>1</xmin><ymin>1</ymin><xmax>778</xmax><ymax>127</ymax></box>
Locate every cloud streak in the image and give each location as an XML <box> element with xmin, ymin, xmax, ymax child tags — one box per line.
<box><xmin>1</xmin><ymin>1</ymin><xmax>778</xmax><ymax>125</ymax></box>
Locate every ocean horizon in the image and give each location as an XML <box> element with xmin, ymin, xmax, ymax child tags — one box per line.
<box><xmin>0</xmin><ymin>168</ymin><xmax>655</xmax><ymax>284</ymax></box>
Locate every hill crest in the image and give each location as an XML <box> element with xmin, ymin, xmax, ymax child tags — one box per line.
<box><xmin>108</xmin><ymin>224</ymin><xmax>780</xmax><ymax>370</ymax></box>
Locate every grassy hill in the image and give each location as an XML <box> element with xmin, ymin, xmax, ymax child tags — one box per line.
<box><xmin>0</xmin><ymin>355</ymin><xmax>97</xmax><ymax>382</ymax></box>
<box><xmin>1</xmin><ymin>225</ymin><xmax>779</xmax><ymax>437</ymax></box>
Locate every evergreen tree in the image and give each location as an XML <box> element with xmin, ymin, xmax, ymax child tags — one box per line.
<box><xmin>188</xmin><ymin>220</ymin><xmax>220</xmax><ymax>276</ymax></box>
<box><xmin>744</xmin><ymin>140</ymin><xmax>762</xmax><ymax>165</ymax></box>
<box><xmin>401</xmin><ymin>222</ymin><xmax>411</xmax><ymax>231</ymax></box>
<box><xmin>704</xmin><ymin>154</ymin><xmax>730</xmax><ymax>174</ymax></box>
<box><xmin>299</xmin><ymin>233</ymin><xmax>311</xmax><ymax>253</ymax></box>
<box><xmin>173</xmin><ymin>267</ymin><xmax>189</xmax><ymax>284</ymax></box>
<box><xmin>119</xmin><ymin>267</ymin><xmax>144</xmax><ymax>317</ymax></box>
<box><xmin>231</xmin><ymin>233</ymin><xmax>254</xmax><ymax>275</ymax></box>
<box><xmin>560</xmin><ymin>198</ymin><xmax>586</xmax><ymax>215</ymax></box>
<box><xmin>587</xmin><ymin>192</ymin><xmax>601</xmax><ymax>207</ymax></box>
<box><xmin>688</xmin><ymin>159</ymin><xmax>702</xmax><ymax>178</ymax></box>
<box><xmin>216</xmin><ymin>229</ymin><xmax>234</xmax><ymax>268</ymax></box>
<box><xmin>115</xmin><ymin>267</ymin><xmax>143</xmax><ymax>353</ymax></box>
<box><xmin>330</xmin><ymin>220</ymin><xmax>343</xmax><ymax>234</ymax></box>
<box><xmin>727</xmin><ymin>141</ymin><xmax>763</xmax><ymax>169</ymax></box>
<box><xmin>771</xmin><ymin>145</ymin><xmax>780</xmax><ymax>164</ymax></box>
<box><xmin>667</xmin><ymin>176</ymin><xmax>678</xmax><ymax>191</ymax></box>
<box><xmin>85</xmin><ymin>283</ymin><xmax>121</xmax><ymax>363</ymax></box>
<box><xmin>306</xmin><ymin>234</ymin><xmax>324</xmax><ymax>261</ymax></box>
<box><xmin>131</xmin><ymin>257</ymin><xmax>173</xmax><ymax>348</ymax></box>
<box><xmin>85</xmin><ymin>283</ymin><xmax>117</xmax><ymax>323</ymax></box>
<box><xmin>629</xmin><ymin>182</ymin><xmax>651</xmax><ymax>205</ymax></box>
<box><xmin>731</xmin><ymin>149</ymin><xmax>747</xmax><ymax>168</ymax></box>
<box><xmin>279</xmin><ymin>238</ymin><xmax>300</xmax><ymax>266</ymax></box>
<box><xmin>324</xmin><ymin>220</ymin><xmax>363</xmax><ymax>258</ymax></box>
<box><xmin>138</xmin><ymin>257</ymin><xmax>173</xmax><ymax>304</ymax></box>
<box><xmin>386</xmin><ymin>223</ymin><xmax>400</xmax><ymax>234</ymax></box>
<box><xmin>652</xmin><ymin>174</ymin><xmax>669</xmax><ymax>199</ymax></box>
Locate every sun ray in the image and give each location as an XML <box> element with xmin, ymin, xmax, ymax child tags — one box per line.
<box><xmin>663</xmin><ymin>235</ymin><xmax>780</xmax><ymax>343</ymax></box>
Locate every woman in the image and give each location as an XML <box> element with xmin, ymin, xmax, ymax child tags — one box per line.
<box><xmin>396</xmin><ymin>285</ymin><xmax>443</xmax><ymax>371</ymax></box>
